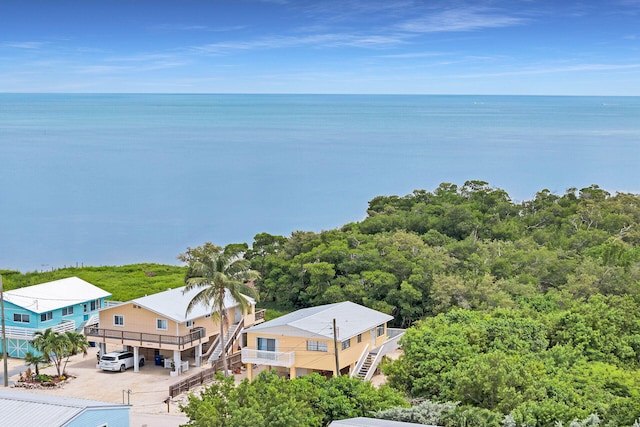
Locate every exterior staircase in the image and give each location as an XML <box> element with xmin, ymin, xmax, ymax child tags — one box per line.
<box><xmin>77</xmin><ymin>314</ymin><xmax>99</xmax><ymax>334</ymax></box>
<box><xmin>355</xmin><ymin>352</ymin><xmax>376</xmax><ymax>379</ymax></box>
<box><xmin>207</xmin><ymin>321</ymin><xmax>243</xmax><ymax>363</ymax></box>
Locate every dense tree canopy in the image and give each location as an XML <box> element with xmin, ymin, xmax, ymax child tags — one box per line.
<box><xmin>180</xmin><ymin>371</ymin><xmax>407</xmax><ymax>427</ymax></box>
<box><xmin>242</xmin><ymin>181</ymin><xmax>640</xmax><ymax>425</ymax></box>
<box><xmin>247</xmin><ymin>181</ymin><xmax>640</xmax><ymax>327</ymax></box>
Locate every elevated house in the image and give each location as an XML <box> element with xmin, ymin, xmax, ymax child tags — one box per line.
<box><xmin>0</xmin><ymin>389</ymin><xmax>130</xmax><ymax>427</ymax></box>
<box><xmin>2</xmin><ymin>277</ymin><xmax>112</xmax><ymax>358</ymax></box>
<box><xmin>241</xmin><ymin>301</ymin><xmax>404</xmax><ymax>380</ymax></box>
<box><xmin>85</xmin><ymin>286</ymin><xmax>265</xmax><ymax>376</ymax></box>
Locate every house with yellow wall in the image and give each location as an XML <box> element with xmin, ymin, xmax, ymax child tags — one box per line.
<box><xmin>85</xmin><ymin>286</ymin><xmax>264</xmax><ymax>376</ymax></box>
<box><xmin>241</xmin><ymin>301</ymin><xmax>404</xmax><ymax>380</ymax></box>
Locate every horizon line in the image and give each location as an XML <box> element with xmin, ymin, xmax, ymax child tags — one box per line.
<box><xmin>2</xmin><ymin>92</ymin><xmax>640</xmax><ymax>97</ymax></box>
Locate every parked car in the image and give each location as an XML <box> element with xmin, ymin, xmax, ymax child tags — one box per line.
<box><xmin>99</xmin><ymin>351</ymin><xmax>144</xmax><ymax>372</ymax></box>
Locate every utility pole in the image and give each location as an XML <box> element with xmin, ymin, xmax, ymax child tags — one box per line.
<box><xmin>1</xmin><ymin>275</ymin><xmax>8</xmax><ymax>387</ymax></box>
<box><xmin>333</xmin><ymin>318</ymin><xmax>340</xmax><ymax>377</ymax></box>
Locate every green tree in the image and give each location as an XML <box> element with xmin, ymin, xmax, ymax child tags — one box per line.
<box><xmin>24</xmin><ymin>351</ymin><xmax>47</xmax><ymax>376</ymax></box>
<box><xmin>31</xmin><ymin>328</ymin><xmax>69</xmax><ymax>377</ymax></box>
<box><xmin>180</xmin><ymin>371</ymin><xmax>406</xmax><ymax>427</ymax></box>
<box><xmin>178</xmin><ymin>242</ymin><xmax>260</xmax><ymax>376</ymax></box>
<box><xmin>62</xmin><ymin>331</ymin><xmax>89</xmax><ymax>375</ymax></box>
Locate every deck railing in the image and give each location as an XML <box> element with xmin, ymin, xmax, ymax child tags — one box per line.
<box><xmin>254</xmin><ymin>309</ymin><xmax>266</xmax><ymax>323</ymax></box>
<box><xmin>169</xmin><ymin>353</ymin><xmax>243</xmax><ymax>398</ymax></box>
<box><xmin>4</xmin><ymin>320</ymin><xmax>76</xmax><ymax>341</ymax></box>
<box><xmin>84</xmin><ymin>326</ymin><xmax>206</xmax><ymax>349</ymax></box>
<box><xmin>103</xmin><ymin>300</ymin><xmax>124</xmax><ymax>308</ymax></box>
<box><xmin>241</xmin><ymin>348</ymin><xmax>295</xmax><ymax>367</ymax></box>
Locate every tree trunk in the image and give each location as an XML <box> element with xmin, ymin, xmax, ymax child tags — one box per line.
<box><xmin>220</xmin><ymin>289</ymin><xmax>229</xmax><ymax>376</ymax></box>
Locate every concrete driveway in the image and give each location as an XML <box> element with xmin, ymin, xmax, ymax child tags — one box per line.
<box><xmin>7</xmin><ymin>347</ymin><xmax>196</xmax><ymax>426</ymax></box>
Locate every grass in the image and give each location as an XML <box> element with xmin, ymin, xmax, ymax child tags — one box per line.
<box><xmin>0</xmin><ymin>264</ymin><xmax>187</xmax><ymax>302</ymax></box>
<box><xmin>2</xmin><ymin>264</ymin><xmax>295</xmax><ymax>322</ymax></box>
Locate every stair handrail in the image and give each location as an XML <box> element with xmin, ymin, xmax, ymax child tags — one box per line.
<box><xmin>363</xmin><ymin>350</ymin><xmax>385</xmax><ymax>381</ymax></box>
<box><xmin>203</xmin><ymin>334</ymin><xmax>221</xmax><ymax>359</ymax></box>
<box><xmin>223</xmin><ymin>318</ymin><xmax>244</xmax><ymax>355</ymax></box>
<box><xmin>350</xmin><ymin>344</ymin><xmax>370</xmax><ymax>378</ymax></box>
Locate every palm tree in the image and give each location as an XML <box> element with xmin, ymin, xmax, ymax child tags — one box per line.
<box><xmin>62</xmin><ymin>331</ymin><xmax>89</xmax><ymax>375</ymax></box>
<box><xmin>31</xmin><ymin>328</ymin><xmax>69</xmax><ymax>377</ymax></box>
<box><xmin>24</xmin><ymin>352</ymin><xmax>47</xmax><ymax>376</ymax></box>
<box><xmin>179</xmin><ymin>242</ymin><xmax>260</xmax><ymax>376</ymax></box>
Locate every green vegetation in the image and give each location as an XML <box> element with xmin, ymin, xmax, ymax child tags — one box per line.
<box><xmin>180</xmin><ymin>371</ymin><xmax>407</xmax><ymax>427</ymax></box>
<box><xmin>31</xmin><ymin>329</ymin><xmax>89</xmax><ymax>377</ymax></box>
<box><xmin>0</xmin><ymin>263</ymin><xmax>186</xmax><ymax>301</ymax></box>
<box><xmin>5</xmin><ymin>181</ymin><xmax>640</xmax><ymax>425</ymax></box>
<box><xmin>241</xmin><ymin>181</ymin><xmax>640</xmax><ymax>426</ymax></box>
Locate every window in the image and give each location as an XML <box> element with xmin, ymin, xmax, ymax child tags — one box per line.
<box><xmin>13</xmin><ymin>313</ymin><xmax>29</xmax><ymax>323</ymax></box>
<box><xmin>307</xmin><ymin>340</ymin><xmax>328</xmax><ymax>352</ymax></box>
<box><xmin>257</xmin><ymin>338</ymin><xmax>277</xmax><ymax>360</ymax></box>
<box><xmin>62</xmin><ymin>306</ymin><xmax>74</xmax><ymax>316</ymax></box>
<box><xmin>341</xmin><ymin>339</ymin><xmax>351</xmax><ymax>350</ymax></box>
<box><xmin>40</xmin><ymin>311</ymin><xmax>53</xmax><ymax>322</ymax></box>
<box><xmin>157</xmin><ymin>319</ymin><xmax>168</xmax><ymax>330</ymax></box>
<box><xmin>186</xmin><ymin>320</ymin><xmax>193</xmax><ymax>328</ymax></box>
<box><xmin>114</xmin><ymin>315</ymin><xmax>124</xmax><ymax>326</ymax></box>
<box><xmin>357</xmin><ymin>334</ymin><xmax>362</xmax><ymax>343</ymax></box>
<box><xmin>90</xmin><ymin>299</ymin><xmax>101</xmax><ymax>311</ymax></box>
<box><xmin>376</xmin><ymin>325</ymin><xmax>385</xmax><ymax>337</ymax></box>
<box><xmin>257</xmin><ymin>337</ymin><xmax>276</xmax><ymax>351</ymax></box>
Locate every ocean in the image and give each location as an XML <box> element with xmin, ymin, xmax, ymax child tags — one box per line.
<box><xmin>1</xmin><ymin>94</ymin><xmax>639</xmax><ymax>272</ymax></box>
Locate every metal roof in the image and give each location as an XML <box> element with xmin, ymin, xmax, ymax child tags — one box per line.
<box><xmin>330</xmin><ymin>417</ymin><xmax>438</xmax><ymax>427</ymax></box>
<box><xmin>245</xmin><ymin>301</ymin><xmax>393</xmax><ymax>341</ymax></box>
<box><xmin>129</xmin><ymin>286</ymin><xmax>256</xmax><ymax>323</ymax></box>
<box><xmin>4</xmin><ymin>277</ymin><xmax>112</xmax><ymax>314</ymax></box>
<box><xmin>0</xmin><ymin>389</ymin><xmax>129</xmax><ymax>427</ymax></box>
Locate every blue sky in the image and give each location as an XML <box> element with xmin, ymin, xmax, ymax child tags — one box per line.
<box><xmin>1</xmin><ymin>0</ymin><xmax>640</xmax><ymax>94</ymax></box>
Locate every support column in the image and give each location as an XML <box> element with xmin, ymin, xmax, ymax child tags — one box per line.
<box><xmin>246</xmin><ymin>363</ymin><xmax>253</xmax><ymax>381</ymax></box>
<box><xmin>133</xmin><ymin>346</ymin><xmax>140</xmax><ymax>373</ymax></box>
<box><xmin>195</xmin><ymin>344</ymin><xmax>202</xmax><ymax>367</ymax></box>
<box><xmin>289</xmin><ymin>366</ymin><xmax>296</xmax><ymax>379</ymax></box>
<box><xmin>173</xmin><ymin>349</ymin><xmax>181</xmax><ymax>375</ymax></box>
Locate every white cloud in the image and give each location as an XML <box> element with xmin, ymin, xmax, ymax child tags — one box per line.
<box><xmin>2</xmin><ymin>41</ymin><xmax>48</xmax><ymax>49</ymax></box>
<box><xmin>191</xmin><ymin>32</ymin><xmax>406</xmax><ymax>55</ymax></box>
<box><xmin>398</xmin><ymin>7</ymin><xmax>526</xmax><ymax>33</ymax></box>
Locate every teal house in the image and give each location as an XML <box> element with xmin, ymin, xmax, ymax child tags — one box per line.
<box><xmin>2</xmin><ymin>277</ymin><xmax>111</xmax><ymax>358</ymax></box>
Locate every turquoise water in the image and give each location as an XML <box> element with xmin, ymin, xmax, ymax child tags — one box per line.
<box><xmin>1</xmin><ymin>94</ymin><xmax>639</xmax><ymax>272</ymax></box>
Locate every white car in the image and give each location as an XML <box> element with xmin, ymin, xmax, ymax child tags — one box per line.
<box><xmin>99</xmin><ymin>351</ymin><xmax>144</xmax><ymax>372</ymax></box>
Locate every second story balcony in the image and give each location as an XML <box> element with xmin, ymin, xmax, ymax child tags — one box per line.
<box><xmin>84</xmin><ymin>326</ymin><xmax>206</xmax><ymax>350</ymax></box>
<box><xmin>241</xmin><ymin>347</ymin><xmax>295</xmax><ymax>368</ymax></box>
<box><xmin>4</xmin><ymin>320</ymin><xmax>76</xmax><ymax>341</ymax></box>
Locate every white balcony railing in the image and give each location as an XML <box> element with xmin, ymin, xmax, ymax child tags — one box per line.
<box><xmin>241</xmin><ymin>348</ymin><xmax>295</xmax><ymax>368</ymax></box>
<box><xmin>4</xmin><ymin>320</ymin><xmax>76</xmax><ymax>341</ymax></box>
<box><xmin>103</xmin><ymin>300</ymin><xmax>124</xmax><ymax>308</ymax></box>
